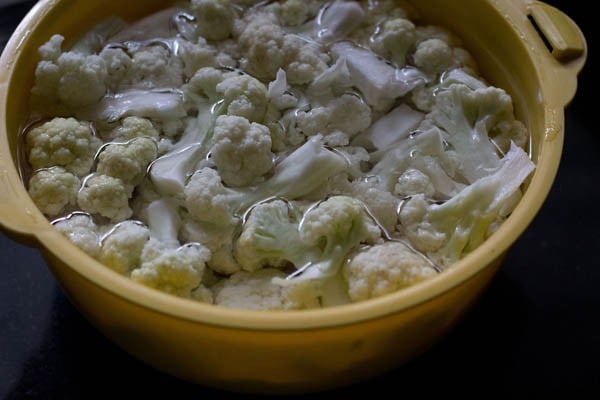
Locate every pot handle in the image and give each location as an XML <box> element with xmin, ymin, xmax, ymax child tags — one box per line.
<box><xmin>0</xmin><ymin>160</ymin><xmax>45</xmax><ymax>245</ymax></box>
<box><xmin>527</xmin><ymin>2</ymin><xmax>587</xmax><ymax>105</ymax></box>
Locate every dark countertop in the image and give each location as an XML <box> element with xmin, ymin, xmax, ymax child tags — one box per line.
<box><xmin>1</xmin><ymin>1</ymin><xmax>598</xmax><ymax>398</ymax></box>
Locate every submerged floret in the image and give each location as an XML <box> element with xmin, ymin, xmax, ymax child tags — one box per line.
<box><xmin>343</xmin><ymin>241</ymin><xmax>437</xmax><ymax>302</ymax></box>
<box><xmin>53</xmin><ymin>213</ymin><xmax>102</xmax><ymax>258</ymax></box>
<box><xmin>213</xmin><ymin>269</ymin><xmax>321</xmax><ymax>310</ymax></box>
<box><xmin>211</xmin><ymin>115</ymin><xmax>274</xmax><ymax>187</ymax></box>
<box><xmin>96</xmin><ymin>137</ymin><xmax>158</xmax><ymax>187</ymax></box>
<box><xmin>370</xmin><ymin>18</ymin><xmax>417</xmax><ymax>66</ymax></box>
<box><xmin>99</xmin><ymin>221</ymin><xmax>150</xmax><ymax>274</ymax></box>
<box><xmin>294</xmin><ymin>94</ymin><xmax>372</xmax><ymax>146</ymax></box>
<box><xmin>191</xmin><ymin>0</ymin><xmax>235</xmax><ymax>41</ymax></box>
<box><xmin>28</xmin><ymin>167</ymin><xmax>81</xmax><ymax>217</ymax></box>
<box><xmin>77</xmin><ymin>174</ymin><xmax>133</xmax><ymax>222</ymax></box>
<box><xmin>26</xmin><ymin>117</ymin><xmax>101</xmax><ymax>177</ymax></box>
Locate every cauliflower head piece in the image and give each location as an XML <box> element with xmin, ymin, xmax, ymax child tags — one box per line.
<box><xmin>26</xmin><ymin>117</ymin><xmax>101</xmax><ymax>177</ymax></box>
<box><xmin>343</xmin><ymin>241</ymin><xmax>437</xmax><ymax>302</ymax></box>
<box><xmin>211</xmin><ymin>115</ymin><xmax>274</xmax><ymax>187</ymax></box>
<box><xmin>28</xmin><ymin>166</ymin><xmax>80</xmax><ymax>217</ymax></box>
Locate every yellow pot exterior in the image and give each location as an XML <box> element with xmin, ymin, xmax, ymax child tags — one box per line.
<box><xmin>0</xmin><ymin>0</ymin><xmax>586</xmax><ymax>393</ymax></box>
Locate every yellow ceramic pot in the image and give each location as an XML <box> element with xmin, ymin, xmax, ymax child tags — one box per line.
<box><xmin>0</xmin><ymin>0</ymin><xmax>586</xmax><ymax>394</ymax></box>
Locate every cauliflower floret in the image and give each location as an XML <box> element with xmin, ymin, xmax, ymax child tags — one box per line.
<box><xmin>191</xmin><ymin>284</ymin><xmax>214</xmax><ymax>303</ymax></box>
<box><xmin>399</xmin><ymin>143</ymin><xmax>535</xmax><ymax>266</ymax></box>
<box><xmin>77</xmin><ymin>174</ymin><xmax>133</xmax><ymax>222</ymax></box>
<box><xmin>31</xmin><ymin>36</ymin><xmax>108</xmax><ymax>111</ymax></box>
<box><xmin>131</xmin><ymin>238</ymin><xmax>211</xmax><ymax>298</ymax></box>
<box><xmin>182</xmin><ymin>217</ymin><xmax>242</xmax><ymax>274</ymax></box>
<box><xmin>279</xmin><ymin>0</ymin><xmax>309</xmax><ymax>26</ymax></box>
<box><xmin>211</xmin><ymin>115</ymin><xmax>274</xmax><ymax>187</ymax></box>
<box><xmin>395</xmin><ymin>168</ymin><xmax>435</xmax><ymax>198</ymax></box>
<box><xmin>130</xmin><ymin>45</ymin><xmax>184</xmax><ymax>89</ymax></box>
<box><xmin>28</xmin><ymin>167</ymin><xmax>80</xmax><ymax>217</ymax></box>
<box><xmin>96</xmin><ymin>137</ymin><xmax>158</xmax><ymax>187</ymax></box>
<box><xmin>294</xmin><ymin>94</ymin><xmax>372</xmax><ymax>146</ymax></box>
<box><xmin>300</xmin><ymin>196</ymin><xmax>381</xmax><ymax>249</ymax></box>
<box><xmin>412</xmin><ymin>38</ymin><xmax>454</xmax><ymax>75</ymax></box>
<box><xmin>100</xmin><ymin>43</ymin><xmax>186</xmax><ymax>91</ymax></box>
<box><xmin>216</xmin><ymin>74</ymin><xmax>269</xmax><ymax>122</ymax></box>
<box><xmin>57</xmin><ymin>53</ymin><xmax>107</xmax><ymax>108</ymax></box>
<box><xmin>350</xmin><ymin>180</ymin><xmax>399</xmax><ymax>234</ymax></box>
<box><xmin>184</xmin><ymin>66</ymin><xmax>236</xmax><ymax>102</ymax></box>
<box><xmin>99</xmin><ymin>221</ymin><xmax>150</xmax><ymax>274</ymax></box>
<box><xmin>106</xmin><ymin>116</ymin><xmax>160</xmax><ymax>142</ymax></box>
<box><xmin>178</xmin><ymin>37</ymin><xmax>218</xmax><ymax>78</ymax></box>
<box><xmin>37</xmin><ymin>34</ymin><xmax>63</xmax><ymax>61</ymax></box>
<box><xmin>99</xmin><ymin>47</ymin><xmax>134</xmax><ymax>92</ymax></box>
<box><xmin>343</xmin><ymin>241</ymin><xmax>437</xmax><ymax>302</ymax></box>
<box><xmin>412</xmin><ymin>26</ymin><xmax>477</xmax><ymax>76</ymax></box>
<box><xmin>370</xmin><ymin>18</ymin><xmax>417</xmax><ymax>66</ymax></box>
<box><xmin>184</xmin><ymin>167</ymin><xmax>239</xmax><ymax>226</ymax></box>
<box><xmin>213</xmin><ymin>269</ymin><xmax>321</xmax><ymax>310</ymax></box>
<box><xmin>53</xmin><ymin>213</ymin><xmax>102</xmax><ymax>258</ymax></box>
<box><xmin>32</xmin><ymin>37</ymin><xmax>109</xmax><ymax>111</ymax></box>
<box><xmin>191</xmin><ymin>0</ymin><xmax>235</xmax><ymax>41</ymax></box>
<box><xmin>239</xmin><ymin>19</ymin><xmax>329</xmax><ymax>84</ymax></box>
<box><xmin>26</xmin><ymin>117</ymin><xmax>101</xmax><ymax>177</ymax></box>
<box><xmin>234</xmin><ymin>199</ymin><xmax>306</xmax><ymax>272</ymax></box>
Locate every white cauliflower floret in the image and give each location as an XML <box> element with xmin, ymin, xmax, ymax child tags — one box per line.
<box><xmin>99</xmin><ymin>47</ymin><xmax>133</xmax><ymax>92</ymax></box>
<box><xmin>294</xmin><ymin>94</ymin><xmax>372</xmax><ymax>146</ymax></box>
<box><xmin>182</xmin><ymin>217</ymin><xmax>242</xmax><ymax>274</ymax></box>
<box><xmin>191</xmin><ymin>0</ymin><xmax>235</xmax><ymax>41</ymax></box>
<box><xmin>412</xmin><ymin>38</ymin><xmax>454</xmax><ymax>75</ymax></box>
<box><xmin>177</xmin><ymin>37</ymin><xmax>218</xmax><ymax>78</ymax></box>
<box><xmin>395</xmin><ymin>168</ymin><xmax>435</xmax><ymax>198</ymax></box>
<box><xmin>96</xmin><ymin>137</ymin><xmax>158</xmax><ymax>187</ymax></box>
<box><xmin>234</xmin><ymin>199</ymin><xmax>305</xmax><ymax>272</ymax></box>
<box><xmin>216</xmin><ymin>73</ymin><xmax>269</xmax><ymax>122</ymax></box>
<box><xmin>211</xmin><ymin>115</ymin><xmax>274</xmax><ymax>187</ymax></box>
<box><xmin>350</xmin><ymin>180</ymin><xmax>399</xmax><ymax>234</ymax></box>
<box><xmin>191</xmin><ymin>285</ymin><xmax>214</xmax><ymax>304</ymax></box>
<box><xmin>106</xmin><ymin>116</ymin><xmax>160</xmax><ymax>142</ymax></box>
<box><xmin>131</xmin><ymin>239</ymin><xmax>211</xmax><ymax>298</ymax></box>
<box><xmin>370</xmin><ymin>17</ymin><xmax>417</xmax><ymax>66</ymax></box>
<box><xmin>343</xmin><ymin>241</ymin><xmax>436</xmax><ymax>302</ymax></box>
<box><xmin>101</xmin><ymin>43</ymin><xmax>185</xmax><ymax>91</ymax></box>
<box><xmin>99</xmin><ymin>221</ymin><xmax>150</xmax><ymax>274</ymax></box>
<box><xmin>184</xmin><ymin>66</ymin><xmax>236</xmax><ymax>102</ymax></box>
<box><xmin>412</xmin><ymin>25</ymin><xmax>477</xmax><ymax>76</ymax></box>
<box><xmin>77</xmin><ymin>174</ymin><xmax>133</xmax><ymax>222</ymax></box>
<box><xmin>38</xmin><ymin>34</ymin><xmax>63</xmax><ymax>61</ymax></box>
<box><xmin>53</xmin><ymin>213</ymin><xmax>102</xmax><ymax>258</ymax></box>
<box><xmin>129</xmin><ymin>45</ymin><xmax>184</xmax><ymax>89</ymax></box>
<box><xmin>239</xmin><ymin>18</ymin><xmax>329</xmax><ymax>84</ymax></box>
<box><xmin>56</xmin><ymin>52</ymin><xmax>108</xmax><ymax>107</ymax></box>
<box><xmin>399</xmin><ymin>144</ymin><xmax>535</xmax><ymax>266</ymax></box>
<box><xmin>301</xmin><ymin>196</ymin><xmax>381</xmax><ymax>249</ymax></box>
<box><xmin>185</xmin><ymin>167</ymin><xmax>238</xmax><ymax>226</ymax></box>
<box><xmin>26</xmin><ymin>117</ymin><xmax>101</xmax><ymax>177</ymax></box>
<box><xmin>213</xmin><ymin>269</ymin><xmax>321</xmax><ymax>310</ymax></box>
<box><xmin>31</xmin><ymin>35</ymin><xmax>108</xmax><ymax>111</ymax></box>
<box><xmin>28</xmin><ymin>167</ymin><xmax>80</xmax><ymax>217</ymax></box>
<box><xmin>279</xmin><ymin>0</ymin><xmax>309</xmax><ymax>26</ymax></box>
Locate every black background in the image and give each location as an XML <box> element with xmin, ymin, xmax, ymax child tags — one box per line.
<box><xmin>1</xmin><ymin>1</ymin><xmax>598</xmax><ymax>398</ymax></box>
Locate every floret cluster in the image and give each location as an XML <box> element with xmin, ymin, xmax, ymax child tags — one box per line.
<box><xmin>23</xmin><ymin>0</ymin><xmax>534</xmax><ymax>310</ymax></box>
